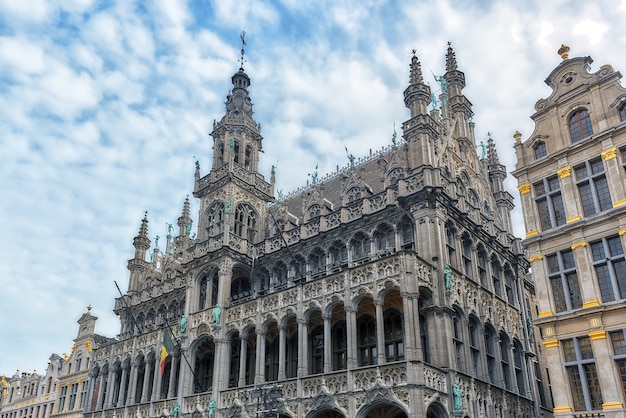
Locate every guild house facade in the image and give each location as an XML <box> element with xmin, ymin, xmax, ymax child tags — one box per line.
<box><xmin>513</xmin><ymin>45</ymin><xmax>626</xmax><ymax>418</ymax></box>
<box><xmin>82</xmin><ymin>41</ymin><xmax>552</xmax><ymax>418</ymax></box>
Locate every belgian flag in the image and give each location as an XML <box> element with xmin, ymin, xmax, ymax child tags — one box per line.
<box><xmin>160</xmin><ymin>330</ymin><xmax>174</xmax><ymax>375</ymax></box>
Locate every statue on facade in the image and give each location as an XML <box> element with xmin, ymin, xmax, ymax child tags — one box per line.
<box><xmin>453</xmin><ymin>380</ymin><xmax>463</xmax><ymax>412</ymax></box>
<box><xmin>444</xmin><ymin>264</ymin><xmax>453</xmax><ymax>294</ymax></box>
<box><xmin>527</xmin><ymin>314</ymin><xmax>534</xmax><ymax>342</ymax></box>
<box><xmin>212</xmin><ymin>304</ymin><xmax>221</xmax><ymax>329</ymax></box>
<box><xmin>430</xmin><ymin>92</ymin><xmax>439</xmax><ymax>110</ymax></box>
<box><xmin>391</xmin><ymin>123</ymin><xmax>397</xmax><ymax>148</ymax></box>
<box><xmin>155</xmin><ymin>235</ymin><xmax>160</xmax><ymax>249</ymax></box>
<box><xmin>208</xmin><ymin>398</ymin><xmax>216</xmax><ymax>418</ymax></box>
<box><xmin>277</xmin><ymin>189</ymin><xmax>283</xmax><ymax>206</ymax></box>
<box><xmin>225</xmin><ymin>200</ymin><xmax>232</xmax><ymax>214</ymax></box>
<box><xmin>478</xmin><ymin>141</ymin><xmax>487</xmax><ymax>159</ymax></box>
<box><xmin>433</xmin><ymin>73</ymin><xmax>448</xmax><ymax>95</ymax></box>
<box><xmin>166</xmin><ymin>222</ymin><xmax>173</xmax><ymax>236</ymax></box>
<box><xmin>186</xmin><ymin>221</ymin><xmax>192</xmax><ymax>236</ymax></box>
<box><xmin>179</xmin><ymin>315</ymin><xmax>187</xmax><ymax>337</ymax></box>
<box><xmin>172</xmin><ymin>402</ymin><xmax>180</xmax><ymax>418</ymax></box>
<box><xmin>345</xmin><ymin>146</ymin><xmax>356</xmax><ymax>169</ymax></box>
<box><xmin>1</xmin><ymin>375</ymin><xmax>8</xmax><ymax>397</ymax></box>
<box><xmin>309</xmin><ymin>164</ymin><xmax>318</xmax><ymax>185</ymax></box>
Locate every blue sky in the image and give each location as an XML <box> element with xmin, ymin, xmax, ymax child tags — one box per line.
<box><xmin>1</xmin><ymin>0</ymin><xmax>625</xmax><ymax>375</ymax></box>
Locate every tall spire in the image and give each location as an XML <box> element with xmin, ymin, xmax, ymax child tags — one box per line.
<box><xmin>133</xmin><ymin>212</ymin><xmax>150</xmax><ymax>260</ymax></box>
<box><xmin>177</xmin><ymin>196</ymin><xmax>192</xmax><ymax>238</ymax></box>
<box><xmin>404</xmin><ymin>50</ymin><xmax>431</xmax><ymax>117</ymax></box>
<box><xmin>487</xmin><ymin>134</ymin><xmax>500</xmax><ymax>165</ymax></box>
<box><xmin>409</xmin><ymin>50</ymin><xmax>424</xmax><ymax>84</ymax></box>
<box><xmin>445</xmin><ymin>41</ymin><xmax>458</xmax><ymax>72</ymax></box>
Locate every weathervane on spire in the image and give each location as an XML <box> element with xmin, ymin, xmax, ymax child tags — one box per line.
<box><xmin>239</xmin><ymin>31</ymin><xmax>247</xmax><ymax>69</ymax></box>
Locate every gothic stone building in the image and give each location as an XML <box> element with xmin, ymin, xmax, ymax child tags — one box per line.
<box><xmin>513</xmin><ymin>46</ymin><xmax>626</xmax><ymax>418</ymax></box>
<box><xmin>83</xmin><ymin>45</ymin><xmax>551</xmax><ymax>418</ymax></box>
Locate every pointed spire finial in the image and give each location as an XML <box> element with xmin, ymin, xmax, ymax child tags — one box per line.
<box><xmin>446</xmin><ymin>41</ymin><xmax>457</xmax><ymax>72</ymax></box>
<box><xmin>409</xmin><ymin>49</ymin><xmax>423</xmax><ymax>84</ymax></box>
<box><xmin>139</xmin><ymin>211</ymin><xmax>149</xmax><ymax>238</ymax></box>
<box><xmin>487</xmin><ymin>133</ymin><xmax>500</xmax><ymax>165</ymax></box>
<box><xmin>239</xmin><ymin>31</ymin><xmax>247</xmax><ymax>70</ymax></box>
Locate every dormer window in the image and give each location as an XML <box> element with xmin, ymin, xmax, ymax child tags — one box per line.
<box><xmin>533</xmin><ymin>141</ymin><xmax>547</xmax><ymax>159</ymax></box>
<box><xmin>569</xmin><ymin>109</ymin><xmax>593</xmax><ymax>143</ymax></box>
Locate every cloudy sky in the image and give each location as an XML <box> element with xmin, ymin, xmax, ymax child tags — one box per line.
<box><xmin>1</xmin><ymin>0</ymin><xmax>625</xmax><ymax>375</ymax></box>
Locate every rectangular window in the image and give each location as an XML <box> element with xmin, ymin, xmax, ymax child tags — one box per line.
<box><xmin>610</xmin><ymin>330</ymin><xmax>626</xmax><ymax>397</ymax></box>
<box><xmin>575</xmin><ymin>159</ymin><xmax>612</xmax><ymax>217</ymax></box>
<box><xmin>547</xmin><ymin>250</ymin><xmax>582</xmax><ymax>312</ymax></box>
<box><xmin>591</xmin><ymin>236</ymin><xmax>626</xmax><ymax>302</ymax></box>
<box><xmin>534</xmin><ymin>176</ymin><xmax>565</xmax><ymax>231</ymax></box>
<box><xmin>562</xmin><ymin>337</ymin><xmax>603</xmax><ymax>411</ymax></box>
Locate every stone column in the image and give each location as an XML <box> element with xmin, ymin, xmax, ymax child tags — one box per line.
<box><xmin>278</xmin><ymin>325</ymin><xmax>286</xmax><ymax>380</ymax></box>
<box><xmin>375</xmin><ymin>300</ymin><xmax>385</xmax><ymax>365</ymax></box>
<box><xmin>589</xmin><ymin>331</ymin><xmax>625</xmax><ymax>412</ymax></box>
<box><xmin>238</xmin><ymin>338</ymin><xmax>247</xmax><ymax>387</ymax></box>
<box><xmin>116</xmin><ymin>363</ymin><xmax>129</xmax><ymax>406</ymax></box>
<box><xmin>85</xmin><ymin>370</ymin><xmax>98</xmax><ymax>412</ymax></box>
<box><xmin>140</xmin><ymin>361</ymin><xmax>152</xmax><ymax>403</ymax></box>
<box><xmin>297</xmin><ymin>319</ymin><xmax>307</xmax><ymax>377</ymax></box>
<box><xmin>323</xmin><ymin>313</ymin><xmax>332</xmax><ymax>374</ymax></box>
<box><xmin>402</xmin><ymin>293</ymin><xmax>419</xmax><ymax>361</ymax></box>
<box><xmin>601</xmin><ymin>146</ymin><xmax>626</xmax><ymax>206</ymax></box>
<box><xmin>151</xmin><ymin>356</ymin><xmax>160</xmax><ymax>401</ymax></box>
<box><xmin>104</xmin><ymin>366</ymin><xmax>117</xmax><ymax>409</ymax></box>
<box><xmin>167</xmin><ymin>353</ymin><xmax>178</xmax><ymax>398</ymax></box>
<box><xmin>346</xmin><ymin>306</ymin><xmax>358</xmax><ymax>369</ymax></box>
<box><xmin>255</xmin><ymin>331</ymin><xmax>266</xmax><ymax>384</ymax></box>
<box><xmin>126</xmin><ymin>360</ymin><xmax>138</xmax><ymax>406</ymax></box>
<box><xmin>95</xmin><ymin>372</ymin><xmax>106</xmax><ymax>410</ymax></box>
<box><xmin>542</xmin><ymin>340</ymin><xmax>572</xmax><ymax>415</ymax></box>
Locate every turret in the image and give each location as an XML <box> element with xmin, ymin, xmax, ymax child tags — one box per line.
<box><xmin>127</xmin><ymin>213</ymin><xmax>151</xmax><ymax>292</ymax></box>
<box><xmin>487</xmin><ymin>135</ymin><xmax>514</xmax><ymax>232</ymax></box>
<box><xmin>403</xmin><ymin>51</ymin><xmax>432</xmax><ymax>117</ymax></box>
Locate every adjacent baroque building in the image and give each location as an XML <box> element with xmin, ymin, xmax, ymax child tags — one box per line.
<box><xmin>83</xmin><ymin>43</ymin><xmax>552</xmax><ymax>418</ymax></box>
<box><xmin>513</xmin><ymin>45</ymin><xmax>626</xmax><ymax>418</ymax></box>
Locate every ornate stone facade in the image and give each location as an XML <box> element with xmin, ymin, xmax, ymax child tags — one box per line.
<box><xmin>513</xmin><ymin>46</ymin><xmax>626</xmax><ymax>418</ymax></box>
<box><xmin>84</xmin><ymin>43</ymin><xmax>550</xmax><ymax>418</ymax></box>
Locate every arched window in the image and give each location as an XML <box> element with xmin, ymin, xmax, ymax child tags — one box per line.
<box><xmin>621</xmin><ymin>103</ymin><xmax>626</xmax><ymax>121</ymax></box>
<box><xmin>231</xmin><ymin>276</ymin><xmax>251</xmax><ymax>301</ymax></box>
<box><xmin>329</xmin><ymin>241</ymin><xmax>348</xmax><ymax>267</ymax></box>
<box><xmin>468</xmin><ymin>317</ymin><xmax>481</xmax><ymax>377</ymax></box>
<box><xmin>500</xmin><ymin>332</ymin><xmax>512</xmax><ymax>390</ymax></box>
<box><xmin>244</xmin><ymin>145</ymin><xmax>252</xmax><ymax>170</ymax></box>
<box><xmin>273</xmin><ymin>262</ymin><xmax>288</xmax><ymax>287</ymax></box>
<box><xmin>504</xmin><ymin>265</ymin><xmax>517</xmax><ymax>305</ymax></box>
<box><xmin>309</xmin><ymin>248</ymin><xmax>326</xmax><ymax>275</ymax></box>
<box><xmin>218</xmin><ymin>143</ymin><xmax>224</xmax><ymax>165</ymax></box>
<box><xmin>374</xmin><ymin>223</ymin><xmax>394</xmax><ymax>252</ymax></box>
<box><xmin>265</xmin><ymin>323</ymin><xmax>279</xmax><ymax>382</ymax></box>
<box><xmin>207</xmin><ymin>202</ymin><xmax>225</xmax><ymax>236</ymax></box>
<box><xmin>257</xmin><ymin>268</ymin><xmax>270</xmax><ymax>294</ymax></box>
<box><xmin>477</xmin><ymin>246</ymin><xmax>488</xmax><ymax>287</ymax></box>
<box><xmin>446</xmin><ymin>222</ymin><xmax>457</xmax><ymax>268</ymax></box>
<box><xmin>245</xmin><ymin>330</ymin><xmax>256</xmax><ymax>386</ymax></box>
<box><xmin>234</xmin><ymin>203</ymin><xmax>257</xmax><ymax>242</ymax></box>
<box><xmin>484</xmin><ymin>326</ymin><xmax>497</xmax><ymax>383</ymax></box>
<box><xmin>569</xmin><ymin>109</ymin><xmax>593</xmax><ymax>143</ymax></box>
<box><xmin>533</xmin><ymin>141</ymin><xmax>547</xmax><ymax>159</ymax></box>
<box><xmin>491</xmin><ymin>258</ymin><xmax>502</xmax><ymax>297</ymax></box>
<box><xmin>453</xmin><ymin>309</ymin><xmax>465</xmax><ymax>371</ymax></box>
<box><xmin>290</xmin><ymin>255</ymin><xmax>306</xmax><ymax>280</ymax></box>
<box><xmin>285</xmin><ymin>317</ymin><xmax>298</xmax><ymax>378</ymax></box>
<box><xmin>357</xmin><ymin>314</ymin><xmax>377</xmax><ymax>366</ymax></box>
<box><xmin>331</xmin><ymin>306</ymin><xmax>347</xmax><ymax>371</ymax></box>
<box><xmin>384</xmin><ymin>309</ymin><xmax>404</xmax><ymax>362</ymax></box>
<box><xmin>513</xmin><ymin>340</ymin><xmax>525</xmax><ymax>395</ymax></box>
<box><xmin>398</xmin><ymin>216</ymin><xmax>414</xmax><ymax>250</ymax></box>
<box><xmin>462</xmin><ymin>234</ymin><xmax>473</xmax><ymax>277</ymax></box>
<box><xmin>194</xmin><ymin>338</ymin><xmax>215</xmax><ymax>393</ymax></box>
<box><xmin>351</xmin><ymin>232</ymin><xmax>370</xmax><ymax>260</ymax></box>
<box><xmin>233</xmin><ymin>140</ymin><xmax>240</xmax><ymax>164</ymax></box>
<box><xmin>228</xmin><ymin>333</ymin><xmax>240</xmax><ymax>388</ymax></box>
<box><xmin>309</xmin><ymin>311</ymin><xmax>324</xmax><ymax>375</ymax></box>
